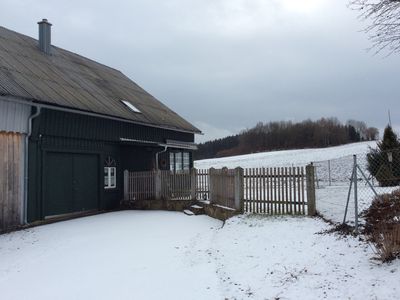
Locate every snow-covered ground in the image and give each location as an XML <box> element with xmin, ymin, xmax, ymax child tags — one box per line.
<box><xmin>1</xmin><ymin>211</ymin><xmax>399</xmax><ymax>299</ymax></box>
<box><xmin>0</xmin><ymin>211</ymin><xmax>222</xmax><ymax>300</ymax></box>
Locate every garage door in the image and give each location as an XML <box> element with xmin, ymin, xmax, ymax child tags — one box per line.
<box><xmin>44</xmin><ymin>152</ymin><xmax>99</xmax><ymax>217</ymax></box>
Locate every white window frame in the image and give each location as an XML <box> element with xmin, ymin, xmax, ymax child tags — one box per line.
<box><xmin>104</xmin><ymin>167</ymin><xmax>116</xmax><ymax>189</ymax></box>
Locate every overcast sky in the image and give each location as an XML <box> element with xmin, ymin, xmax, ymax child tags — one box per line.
<box><xmin>2</xmin><ymin>0</ymin><xmax>400</xmax><ymax>142</ymax></box>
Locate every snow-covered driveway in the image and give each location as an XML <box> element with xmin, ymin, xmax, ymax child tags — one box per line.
<box><xmin>0</xmin><ymin>211</ymin><xmax>222</xmax><ymax>300</ymax></box>
<box><xmin>1</xmin><ymin>211</ymin><xmax>399</xmax><ymax>299</ymax></box>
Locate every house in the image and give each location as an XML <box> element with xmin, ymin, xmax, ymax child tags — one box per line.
<box><xmin>0</xmin><ymin>19</ymin><xmax>200</xmax><ymax>232</ymax></box>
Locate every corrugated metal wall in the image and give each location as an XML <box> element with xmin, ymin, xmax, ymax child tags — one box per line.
<box><xmin>0</xmin><ymin>132</ymin><xmax>24</xmax><ymax>232</ymax></box>
<box><xmin>0</xmin><ymin>100</ymin><xmax>31</xmax><ymax>133</ymax></box>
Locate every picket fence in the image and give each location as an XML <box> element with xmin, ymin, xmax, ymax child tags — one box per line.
<box><xmin>123</xmin><ymin>165</ymin><xmax>316</xmax><ymax>216</ymax></box>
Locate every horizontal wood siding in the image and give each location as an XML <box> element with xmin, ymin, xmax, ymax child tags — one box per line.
<box><xmin>0</xmin><ymin>131</ymin><xmax>24</xmax><ymax>231</ymax></box>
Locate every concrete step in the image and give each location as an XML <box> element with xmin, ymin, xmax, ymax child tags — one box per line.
<box><xmin>189</xmin><ymin>204</ymin><xmax>205</xmax><ymax>215</ymax></box>
<box><xmin>183</xmin><ymin>209</ymin><xmax>195</xmax><ymax>216</ymax></box>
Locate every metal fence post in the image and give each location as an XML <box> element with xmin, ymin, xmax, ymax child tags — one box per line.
<box><xmin>328</xmin><ymin>160</ymin><xmax>331</xmax><ymax>186</ymax></box>
<box><xmin>353</xmin><ymin>155</ymin><xmax>359</xmax><ymax>233</ymax></box>
<box><xmin>234</xmin><ymin>167</ymin><xmax>244</xmax><ymax>213</ymax></box>
<box><xmin>123</xmin><ymin>170</ymin><xmax>129</xmax><ymax>200</ymax></box>
<box><xmin>306</xmin><ymin>164</ymin><xmax>316</xmax><ymax>216</ymax></box>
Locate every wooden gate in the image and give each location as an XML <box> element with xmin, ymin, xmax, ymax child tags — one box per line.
<box><xmin>243</xmin><ymin>166</ymin><xmax>315</xmax><ymax>215</ymax></box>
<box><xmin>209</xmin><ymin>168</ymin><xmax>236</xmax><ymax>208</ymax></box>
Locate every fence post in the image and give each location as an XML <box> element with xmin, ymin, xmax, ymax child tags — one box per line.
<box><xmin>353</xmin><ymin>155</ymin><xmax>359</xmax><ymax>234</ymax></box>
<box><xmin>328</xmin><ymin>160</ymin><xmax>331</xmax><ymax>186</ymax></box>
<box><xmin>234</xmin><ymin>167</ymin><xmax>244</xmax><ymax>213</ymax></box>
<box><xmin>209</xmin><ymin>168</ymin><xmax>215</xmax><ymax>204</ymax></box>
<box><xmin>190</xmin><ymin>168</ymin><xmax>197</xmax><ymax>200</ymax></box>
<box><xmin>123</xmin><ymin>170</ymin><xmax>129</xmax><ymax>200</ymax></box>
<box><xmin>306</xmin><ymin>164</ymin><xmax>316</xmax><ymax>216</ymax></box>
<box><xmin>155</xmin><ymin>170</ymin><xmax>162</xmax><ymax>200</ymax></box>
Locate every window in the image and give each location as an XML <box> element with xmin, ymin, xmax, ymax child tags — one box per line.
<box><xmin>183</xmin><ymin>152</ymin><xmax>190</xmax><ymax>170</ymax></box>
<box><xmin>104</xmin><ymin>167</ymin><xmax>116</xmax><ymax>189</ymax></box>
<box><xmin>175</xmin><ymin>152</ymin><xmax>182</xmax><ymax>171</ymax></box>
<box><xmin>170</xmin><ymin>152</ymin><xmax>190</xmax><ymax>172</ymax></box>
<box><xmin>170</xmin><ymin>152</ymin><xmax>175</xmax><ymax>171</ymax></box>
<box><xmin>121</xmin><ymin>100</ymin><xmax>141</xmax><ymax>113</ymax></box>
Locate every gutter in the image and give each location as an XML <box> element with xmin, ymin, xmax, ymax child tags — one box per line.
<box><xmin>0</xmin><ymin>95</ymin><xmax>202</xmax><ymax>135</ymax></box>
<box><xmin>119</xmin><ymin>138</ymin><xmax>198</xmax><ymax>170</ymax></box>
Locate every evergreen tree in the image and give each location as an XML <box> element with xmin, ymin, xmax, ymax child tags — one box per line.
<box><xmin>367</xmin><ymin>126</ymin><xmax>400</xmax><ymax>187</ymax></box>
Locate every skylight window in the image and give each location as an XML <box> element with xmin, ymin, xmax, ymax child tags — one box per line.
<box><xmin>121</xmin><ymin>100</ymin><xmax>141</xmax><ymax>113</ymax></box>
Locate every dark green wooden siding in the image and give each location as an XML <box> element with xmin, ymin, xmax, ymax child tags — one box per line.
<box><xmin>33</xmin><ymin>109</ymin><xmax>194</xmax><ymax>143</ymax></box>
<box><xmin>27</xmin><ymin>108</ymin><xmax>195</xmax><ymax>223</ymax></box>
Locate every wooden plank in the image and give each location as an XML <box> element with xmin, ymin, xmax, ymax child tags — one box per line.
<box><xmin>288</xmin><ymin>167</ymin><xmax>292</xmax><ymax>214</ymax></box>
<box><xmin>262</xmin><ymin>168</ymin><xmax>266</xmax><ymax>214</ymax></box>
<box><xmin>292</xmin><ymin>167</ymin><xmax>297</xmax><ymax>214</ymax></box>
<box><xmin>244</xmin><ymin>168</ymin><xmax>247</xmax><ymax>212</ymax></box>
<box><xmin>254</xmin><ymin>168</ymin><xmax>260</xmax><ymax>213</ymax></box>
<box><xmin>285</xmin><ymin>167</ymin><xmax>289</xmax><ymax>215</ymax></box>
<box><xmin>272</xmin><ymin>167</ymin><xmax>276</xmax><ymax>215</ymax></box>
<box><xmin>296</xmin><ymin>167</ymin><xmax>301</xmax><ymax>215</ymax></box>
<box><xmin>266</xmin><ymin>168</ymin><xmax>270</xmax><ymax>214</ymax></box>
<box><xmin>301</xmin><ymin>167</ymin><xmax>305</xmax><ymax>215</ymax></box>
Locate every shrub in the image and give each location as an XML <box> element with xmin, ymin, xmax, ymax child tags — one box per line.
<box><xmin>362</xmin><ymin>189</ymin><xmax>400</xmax><ymax>262</ymax></box>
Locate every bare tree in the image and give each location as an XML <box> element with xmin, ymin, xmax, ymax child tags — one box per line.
<box><xmin>349</xmin><ymin>0</ymin><xmax>400</xmax><ymax>54</ymax></box>
<box><xmin>366</xmin><ymin>127</ymin><xmax>380</xmax><ymax>140</ymax></box>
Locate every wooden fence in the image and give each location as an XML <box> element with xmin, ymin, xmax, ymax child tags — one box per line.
<box><xmin>124</xmin><ymin>170</ymin><xmax>194</xmax><ymax>201</ymax></box>
<box><xmin>123</xmin><ymin>165</ymin><xmax>316</xmax><ymax>216</ymax></box>
<box><xmin>195</xmin><ymin>169</ymin><xmax>210</xmax><ymax>201</ymax></box>
<box><xmin>124</xmin><ymin>170</ymin><xmax>156</xmax><ymax>201</ymax></box>
<box><xmin>243</xmin><ymin>166</ymin><xmax>314</xmax><ymax>215</ymax></box>
<box><xmin>160</xmin><ymin>170</ymin><xmax>192</xmax><ymax>200</ymax></box>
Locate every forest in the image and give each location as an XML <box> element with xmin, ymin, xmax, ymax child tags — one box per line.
<box><xmin>195</xmin><ymin>118</ymin><xmax>379</xmax><ymax>160</ymax></box>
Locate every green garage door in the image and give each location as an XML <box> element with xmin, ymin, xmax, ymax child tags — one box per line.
<box><xmin>44</xmin><ymin>152</ymin><xmax>99</xmax><ymax>217</ymax></box>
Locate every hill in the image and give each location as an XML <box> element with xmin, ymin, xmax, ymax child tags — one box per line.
<box><xmin>195</xmin><ymin>141</ymin><xmax>377</xmax><ymax>169</ymax></box>
<box><xmin>195</xmin><ymin>118</ymin><xmax>378</xmax><ymax>160</ymax></box>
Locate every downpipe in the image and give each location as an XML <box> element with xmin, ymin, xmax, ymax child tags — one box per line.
<box><xmin>155</xmin><ymin>145</ymin><xmax>168</xmax><ymax>170</ymax></box>
<box><xmin>23</xmin><ymin>106</ymin><xmax>41</xmax><ymax>224</ymax></box>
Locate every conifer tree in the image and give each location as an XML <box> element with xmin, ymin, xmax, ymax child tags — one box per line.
<box><xmin>367</xmin><ymin>126</ymin><xmax>400</xmax><ymax>186</ymax></box>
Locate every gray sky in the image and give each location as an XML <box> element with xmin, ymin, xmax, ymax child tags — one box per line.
<box><xmin>2</xmin><ymin>0</ymin><xmax>400</xmax><ymax>142</ymax></box>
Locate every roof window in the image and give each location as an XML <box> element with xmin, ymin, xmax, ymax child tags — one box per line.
<box><xmin>121</xmin><ymin>100</ymin><xmax>141</xmax><ymax>113</ymax></box>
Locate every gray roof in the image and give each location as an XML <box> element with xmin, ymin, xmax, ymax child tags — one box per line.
<box><xmin>0</xmin><ymin>26</ymin><xmax>200</xmax><ymax>133</ymax></box>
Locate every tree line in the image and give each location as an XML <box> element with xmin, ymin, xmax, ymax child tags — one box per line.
<box><xmin>195</xmin><ymin>118</ymin><xmax>379</xmax><ymax>160</ymax></box>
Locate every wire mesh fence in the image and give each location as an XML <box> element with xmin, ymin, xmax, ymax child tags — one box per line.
<box><xmin>314</xmin><ymin>148</ymin><xmax>400</xmax><ymax>231</ymax></box>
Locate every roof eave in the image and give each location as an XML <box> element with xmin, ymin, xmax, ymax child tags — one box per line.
<box><xmin>0</xmin><ymin>95</ymin><xmax>202</xmax><ymax>135</ymax></box>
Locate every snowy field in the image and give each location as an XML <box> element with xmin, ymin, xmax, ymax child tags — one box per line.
<box><xmin>1</xmin><ymin>212</ymin><xmax>399</xmax><ymax>299</ymax></box>
<box><xmin>195</xmin><ymin>141</ymin><xmax>377</xmax><ymax>169</ymax></box>
<box><xmin>195</xmin><ymin>141</ymin><xmax>398</xmax><ymax>225</ymax></box>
